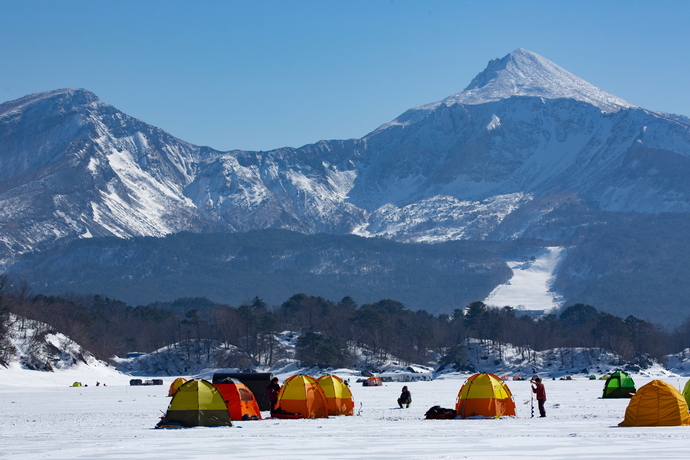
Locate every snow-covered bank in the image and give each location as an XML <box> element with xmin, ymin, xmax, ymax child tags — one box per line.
<box><xmin>484</xmin><ymin>246</ymin><xmax>565</xmax><ymax>312</ymax></box>
<box><xmin>0</xmin><ymin>313</ymin><xmax>117</xmax><ymax>375</ymax></box>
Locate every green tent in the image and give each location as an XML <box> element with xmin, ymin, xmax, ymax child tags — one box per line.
<box><xmin>602</xmin><ymin>371</ymin><xmax>636</xmax><ymax>398</ymax></box>
<box><xmin>681</xmin><ymin>380</ymin><xmax>690</xmax><ymax>408</ymax></box>
<box><xmin>164</xmin><ymin>379</ymin><xmax>233</xmax><ymax>427</ymax></box>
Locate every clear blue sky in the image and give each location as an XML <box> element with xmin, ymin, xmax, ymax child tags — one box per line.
<box><xmin>2</xmin><ymin>1</ymin><xmax>689</xmax><ymax>151</ymax></box>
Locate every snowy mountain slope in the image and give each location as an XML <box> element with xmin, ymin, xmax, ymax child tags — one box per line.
<box><xmin>185</xmin><ymin>144</ymin><xmax>367</xmax><ymax>234</ymax></box>
<box><xmin>353</xmin><ymin>193</ymin><xmax>530</xmax><ymax>242</ymax></box>
<box><xmin>484</xmin><ymin>247</ymin><xmax>566</xmax><ymax>312</ymax></box>
<box><xmin>0</xmin><ymin>89</ymin><xmax>211</xmax><ymax>264</ymax></box>
<box><xmin>352</xmin><ymin>93</ymin><xmax>690</xmax><ymax>215</ymax></box>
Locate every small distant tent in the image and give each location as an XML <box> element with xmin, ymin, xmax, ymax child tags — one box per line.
<box><xmin>363</xmin><ymin>376</ymin><xmax>383</xmax><ymax>387</ymax></box>
<box><xmin>214</xmin><ymin>377</ymin><xmax>262</xmax><ymax>420</ymax></box>
<box><xmin>164</xmin><ymin>379</ymin><xmax>232</xmax><ymax>427</ymax></box>
<box><xmin>455</xmin><ymin>373</ymin><xmax>516</xmax><ymax>419</ymax></box>
<box><xmin>619</xmin><ymin>380</ymin><xmax>690</xmax><ymax>427</ymax></box>
<box><xmin>275</xmin><ymin>375</ymin><xmax>329</xmax><ymax>418</ymax></box>
<box><xmin>71</xmin><ymin>382</ymin><xmax>82</xmax><ymax>387</ymax></box>
<box><xmin>602</xmin><ymin>371</ymin><xmax>636</xmax><ymax>398</ymax></box>
<box><xmin>168</xmin><ymin>377</ymin><xmax>188</xmax><ymax>397</ymax></box>
<box><xmin>317</xmin><ymin>375</ymin><xmax>355</xmax><ymax>416</ymax></box>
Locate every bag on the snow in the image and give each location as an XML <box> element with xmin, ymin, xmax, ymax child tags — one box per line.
<box><xmin>425</xmin><ymin>405</ymin><xmax>457</xmax><ymax>419</ymax></box>
<box><xmin>270</xmin><ymin>407</ymin><xmax>303</xmax><ymax>419</ymax></box>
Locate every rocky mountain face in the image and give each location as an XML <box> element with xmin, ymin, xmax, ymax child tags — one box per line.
<box><xmin>0</xmin><ymin>89</ymin><xmax>211</xmax><ymax>264</ymax></box>
<box><xmin>3</xmin><ymin>49</ymin><xmax>690</xmax><ymax>324</ymax></box>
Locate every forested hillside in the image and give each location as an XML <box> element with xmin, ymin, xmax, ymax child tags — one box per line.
<box><xmin>7</xmin><ymin>229</ymin><xmax>514</xmax><ymax>315</ymax></box>
<box><xmin>556</xmin><ymin>213</ymin><xmax>690</xmax><ymax>323</ymax></box>
<box><xmin>2</xmin><ymin>274</ymin><xmax>689</xmax><ymax>371</ymax></box>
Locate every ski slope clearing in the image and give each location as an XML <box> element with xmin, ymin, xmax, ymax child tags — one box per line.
<box><xmin>484</xmin><ymin>246</ymin><xmax>565</xmax><ymax>312</ymax></box>
<box><xmin>1</xmin><ymin>368</ymin><xmax>689</xmax><ymax>459</ymax></box>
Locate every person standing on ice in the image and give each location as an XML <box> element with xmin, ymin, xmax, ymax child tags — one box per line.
<box><xmin>531</xmin><ymin>375</ymin><xmax>546</xmax><ymax>417</ymax></box>
<box><xmin>398</xmin><ymin>385</ymin><xmax>412</xmax><ymax>408</ymax></box>
<box><xmin>266</xmin><ymin>377</ymin><xmax>281</xmax><ymax>410</ymax></box>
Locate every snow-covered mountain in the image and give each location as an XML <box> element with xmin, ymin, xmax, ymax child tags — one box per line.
<box><xmin>2</xmin><ymin>49</ymin><xmax>690</xmax><ymax>268</ymax></box>
<box><xmin>3</xmin><ymin>49</ymin><xmax>690</xmax><ymax>323</ymax></box>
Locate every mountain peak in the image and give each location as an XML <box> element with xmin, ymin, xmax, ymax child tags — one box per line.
<box><xmin>435</xmin><ymin>49</ymin><xmax>635</xmax><ymax>113</ymax></box>
<box><xmin>0</xmin><ymin>88</ymin><xmax>100</xmax><ymax>116</ymax></box>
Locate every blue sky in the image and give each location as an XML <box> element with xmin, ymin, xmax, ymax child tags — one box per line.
<box><xmin>2</xmin><ymin>1</ymin><xmax>688</xmax><ymax>151</ymax></box>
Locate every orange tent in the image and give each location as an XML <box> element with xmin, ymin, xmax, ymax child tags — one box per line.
<box><xmin>317</xmin><ymin>375</ymin><xmax>355</xmax><ymax>416</ymax></box>
<box><xmin>619</xmin><ymin>380</ymin><xmax>690</xmax><ymax>427</ymax></box>
<box><xmin>363</xmin><ymin>376</ymin><xmax>383</xmax><ymax>387</ymax></box>
<box><xmin>214</xmin><ymin>377</ymin><xmax>262</xmax><ymax>421</ymax></box>
<box><xmin>276</xmin><ymin>375</ymin><xmax>329</xmax><ymax>418</ymax></box>
<box><xmin>455</xmin><ymin>373</ymin><xmax>516</xmax><ymax>418</ymax></box>
<box><xmin>168</xmin><ymin>377</ymin><xmax>188</xmax><ymax>397</ymax></box>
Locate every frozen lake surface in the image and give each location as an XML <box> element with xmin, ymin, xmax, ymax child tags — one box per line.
<box><xmin>1</xmin><ymin>367</ymin><xmax>689</xmax><ymax>459</ymax></box>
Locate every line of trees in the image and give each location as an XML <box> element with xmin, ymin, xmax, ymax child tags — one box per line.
<box><xmin>2</xmin><ymin>274</ymin><xmax>690</xmax><ymax>370</ymax></box>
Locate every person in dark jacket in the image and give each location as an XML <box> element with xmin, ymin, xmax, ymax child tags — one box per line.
<box><xmin>531</xmin><ymin>375</ymin><xmax>546</xmax><ymax>417</ymax></box>
<box><xmin>266</xmin><ymin>377</ymin><xmax>281</xmax><ymax>410</ymax></box>
<box><xmin>398</xmin><ymin>385</ymin><xmax>412</xmax><ymax>408</ymax></box>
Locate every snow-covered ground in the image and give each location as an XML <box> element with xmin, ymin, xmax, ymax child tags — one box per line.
<box><xmin>2</xmin><ymin>365</ymin><xmax>690</xmax><ymax>459</ymax></box>
<box><xmin>484</xmin><ymin>246</ymin><xmax>565</xmax><ymax>313</ymax></box>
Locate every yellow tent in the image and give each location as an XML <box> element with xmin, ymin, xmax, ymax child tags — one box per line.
<box><xmin>275</xmin><ymin>375</ymin><xmax>329</xmax><ymax>418</ymax></box>
<box><xmin>168</xmin><ymin>377</ymin><xmax>188</xmax><ymax>397</ymax></box>
<box><xmin>455</xmin><ymin>373</ymin><xmax>516</xmax><ymax>418</ymax></box>
<box><xmin>71</xmin><ymin>382</ymin><xmax>82</xmax><ymax>387</ymax></box>
<box><xmin>164</xmin><ymin>379</ymin><xmax>232</xmax><ymax>427</ymax></box>
<box><xmin>619</xmin><ymin>380</ymin><xmax>690</xmax><ymax>427</ymax></box>
<box><xmin>317</xmin><ymin>375</ymin><xmax>354</xmax><ymax>416</ymax></box>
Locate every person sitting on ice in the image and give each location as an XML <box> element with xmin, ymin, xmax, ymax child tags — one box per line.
<box><xmin>398</xmin><ymin>385</ymin><xmax>412</xmax><ymax>408</ymax></box>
